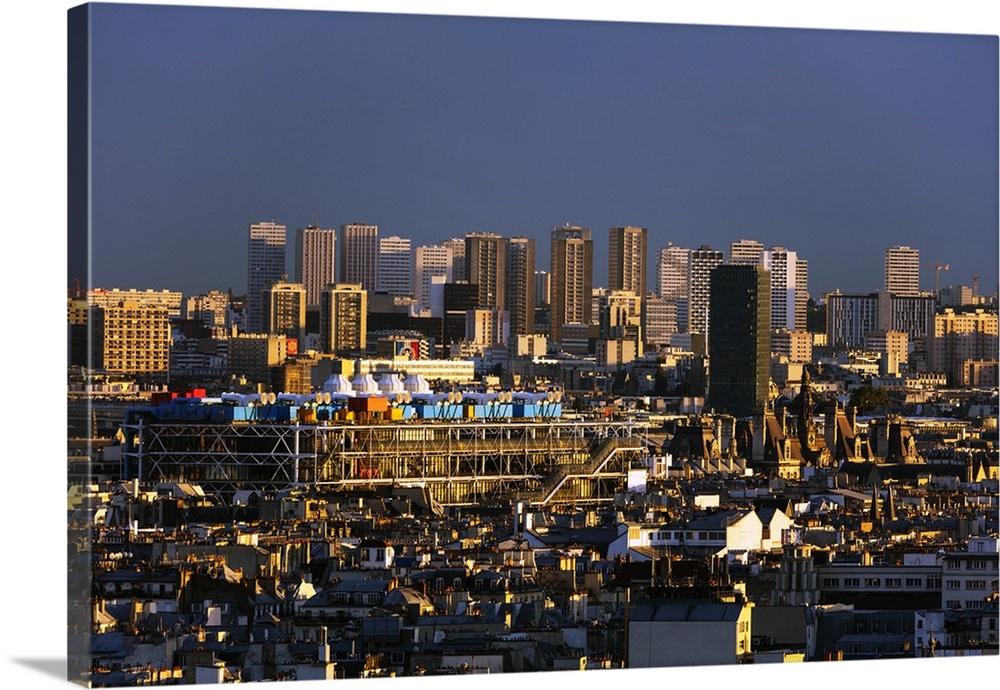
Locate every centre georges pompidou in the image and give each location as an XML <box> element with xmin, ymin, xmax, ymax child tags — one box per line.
<box><xmin>120</xmin><ymin>386</ymin><xmax>649</xmax><ymax>507</ymax></box>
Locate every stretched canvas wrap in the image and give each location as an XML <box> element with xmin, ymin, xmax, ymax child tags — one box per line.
<box><xmin>67</xmin><ymin>2</ymin><xmax>999</xmax><ymax>687</ymax></box>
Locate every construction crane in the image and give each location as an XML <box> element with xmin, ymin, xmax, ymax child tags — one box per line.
<box><xmin>921</xmin><ymin>262</ymin><xmax>950</xmax><ymax>298</ymax></box>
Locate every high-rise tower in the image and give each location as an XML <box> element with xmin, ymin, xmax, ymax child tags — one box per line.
<box><xmin>656</xmin><ymin>243</ymin><xmax>691</xmax><ymax>333</ymax></box>
<box><xmin>762</xmin><ymin>247</ymin><xmax>802</xmax><ymax>332</ymax></box>
<box><xmin>339</xmin><ymin>223</ymin><xmax>379</xmax><ymax>291</ymax></box>
<box><xmin>320</xmin><ymin>284</ymin><xmax>367</xmax><ymax>355</ymax></box>
<box><xmin>885</xmin><ymin>245</ymin><xmax>920</xmax><ymax>296</ymax></box>
<box><xmin>729</xmin><ymin>238</ymin><xmax>765</xmax><ymax>266</ymax></box>
<box><xmin>550</xmin><ymin>225</ymin><xmax>593</xmax><ymax>344</ymax></box>
<box><xmin>507</xmin><ymin>237</ymin><xmax>536</xmax><ymax>337</ymax></box>
<box><xmin>608</xmin><ymin>226</ymin><xmax>647</xmax><ymax>303</ymax></box>
<box><xmin>246</xmin><ymin>221</ymin><xmax>287</xmax><ymax>334</ymax></box>
<box><xmin>414</xmin><ymin>244</ymin><xmax>454</xmax><ymax>311</ymax></box>
<box><xmin>707</xmin><ymin>264</ymin><xmax>771</xmax><ymax>417</ymax></box>
<box><xmin>688</xmin><ymin>245</ymin><xmax>724</xmax><ymax>335</ymax></box>
<box><xmin>377</xmin><ymin>235</ymin><xmax>413</xmax><ymax>297</ymax></box>
<box><xmin>263</xmin><ymin>280</ymin><xmax>307</xmax><ymax>343</ymax></box>
<box><xmin>294</xmin><ymin>225</ymin><xmax>336</xmax><ymax>308</ymax></box>
<box><xmin>465</xmin><ymin>232</ymin><xmax>508</xmax><ymax>310</ymax></box>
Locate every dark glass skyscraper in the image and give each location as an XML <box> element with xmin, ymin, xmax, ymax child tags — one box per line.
<box><xmin>707</xmin><ymin>264</ymin><xmax>771</xmax><ymax>417</ymax></box>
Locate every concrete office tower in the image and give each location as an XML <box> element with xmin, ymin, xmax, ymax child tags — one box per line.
<box><xmin>729</xmin><ymin>238</ymin><xmax>765</xmax><ymax>266</ymax></box>
<box><xmin>263</xmin><ymin>280</ymin><xmax>307</xmax><ymax>343</ymax></box>
<box><xmin>246</xmin><ymin>221</ymin><xmax>287</xmax><ymax>334</ymax></box>
<box><xmin>608</xmin><ymin>226</ymin><xmax>647</xmax><ymax>302</ymax></box>
<box><xmin>339</xmin><ymin>223</ymin><xmax>379</xmax><ymax>291</ymax></box>
<box><xmin>535</xmin><ymin>270</ymin><xmax>551</xmax><ymax>306</ymax></box>
<box><xmin>506</xmin><ymin>237</ymin><xmax>536</xmax><ymax>337</ymax></box>
<box><xmin>465</xmin><ymin>232</ymin><xmax>508</xmax><ymax>310</ymax></box>
<box><xmin>885</xmin><ymin>245</ymin><xmax>920</xmax><ymax>296</ymax></box>
<box><xmin>441</xmin><ymin>237</ymin><xmax>467</xmax><ymax>284</ymax></box>
<box><xmin>656</xmin><ymin>243</ymin><xmax>691</xmax><ymax>332</ymax></box>
<box><xmin>708</xmin><ymin>264</ymin><xmax>771</xmax><ymax>417</ymax></box>
<box><xmin>763</xmin><ymin>247</ymin><xmax>802</xmax><ymax>331</ymax></box>
<box><xmin>294</xmin><ymin>226</ymin><xmax>336</xmax><ymax>308</ymax></box>
<box><xmin>320</xmin><ymin>284</ymin><xmax>367</xmax><ymax>355</ymax></box>
<box><xmin>377</xmin><ymin>235</ymin><xmax>413</xmax><ymax>296</ymax></box>
<box><xmin>414</xmin><ymin>244</ymin><xmax>453</xmax><ymax>311</ymax></box>
<box><xmin>688</xmin><ymin>245</ymin><xmax>724</xmax><ymax>335</ymax></box>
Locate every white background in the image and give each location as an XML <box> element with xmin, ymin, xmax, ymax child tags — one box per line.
<box><xmin>3</xmin><ymin>1</ymin><xmax>997</xmax><ymax>689</ymax></box>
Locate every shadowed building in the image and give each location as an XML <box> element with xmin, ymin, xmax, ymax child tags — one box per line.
<box><xmin>708</xmin><ymin>264</ymin><xmax>770</xmax><ymax>417</ymax></box>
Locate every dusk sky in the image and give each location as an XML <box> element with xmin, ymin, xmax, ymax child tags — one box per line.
<box><xmin>86</xmin><ymin>3</ymin><xmax>998</xmax><ymax>300</ymax></box>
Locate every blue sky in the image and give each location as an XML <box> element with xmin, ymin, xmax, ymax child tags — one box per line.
<box><xmin>84</xmin><ymin>4</ymin><xmax>998</xmax><ymax>300</ymax></box>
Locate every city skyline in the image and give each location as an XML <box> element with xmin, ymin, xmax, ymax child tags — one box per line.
<box><xmin>84</xmin><ymin>4</ymin><xmax>998</xmax><ymax>301</ymax></box>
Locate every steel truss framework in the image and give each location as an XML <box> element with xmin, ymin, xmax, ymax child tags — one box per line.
<box><xmin>123</xmin><ymin>418</ymin><xmax>649</xmax><ymax>506</ymax></box>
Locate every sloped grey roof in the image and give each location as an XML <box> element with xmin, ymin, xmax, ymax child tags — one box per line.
<box><xmin>630</xmin><ymin>601</ymin><xmax>744</xmax><ymax>623</ymax></box>
<box><xmin>90</xmin><ymin>632</ymin><xmax>133</xmax><ymax>658</ymax></box>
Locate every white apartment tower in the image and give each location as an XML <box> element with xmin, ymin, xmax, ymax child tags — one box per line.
<box><xmin>377</xmin><ymin>235</ymin><xmax>413</xmax><ymax>296</ymax></box>
<box><xmin>246</xmin><ymin>221</ymin><xmax>287</xmax><ymax>334</ymax></box>
<box><xmin>339</xmin><ymin>223</ymin><xmax>379</xmax><ymax>291</ymax></box>
<box><xmin>885</xmin><ymin>245</ymin><xmax>920</xmax><ymax>296</ymax></box>
<box><xmin>294</xmin><ymin>225</ymin><xmax>336</xmax><ymax>308</ymax></box>
<box><xmin>763</xmin><ymin>247</ymin><xmax>802</xmax><ymax>332</ymax></box>
<box><xmin>414</xmin><ymin>244</ymin><xmax>453</xmax><ymax>311</ymax></box>
<box><xmin>688</xmin><ymin>245</ymin><xmax>724</xmax><ymax>335</ymax></box>
<box><xmin>656</xmin><ymin>243</ymin><xmax>691</xmax><ymax>332</ymax></box>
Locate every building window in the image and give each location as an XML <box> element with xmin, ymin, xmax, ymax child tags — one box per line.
<box><xmin>966</xmin><ymin>580</ymin><xmax>986</xmax><ymax>590</ymax></box>
<box><xmin>946</xmin><ymin>580</ymin><xmax>961</xmax><ymax>590</ymax></box>
<box><xmin>864</xmin><ymin>578</ymin><xmax>881</xmax><ymax>588</ymax></box>
<box><xmin>886</xmin><ymin>578</ymin><xmax>901</xmax><ymax>588</ymax></box>
<box><xmin>906</xmin><ymin>578</ymin><xmax>922</xmax><ymax>588</ymax></box>
<box><xmin>844</xmin><ymin>578</ymin><xmax>860</xmax><ymax>588</ymax></box>
<box><xmin>823</xmin><ymin>578</ymin><xmax>840</xmax><ymax>588</ymax></box>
